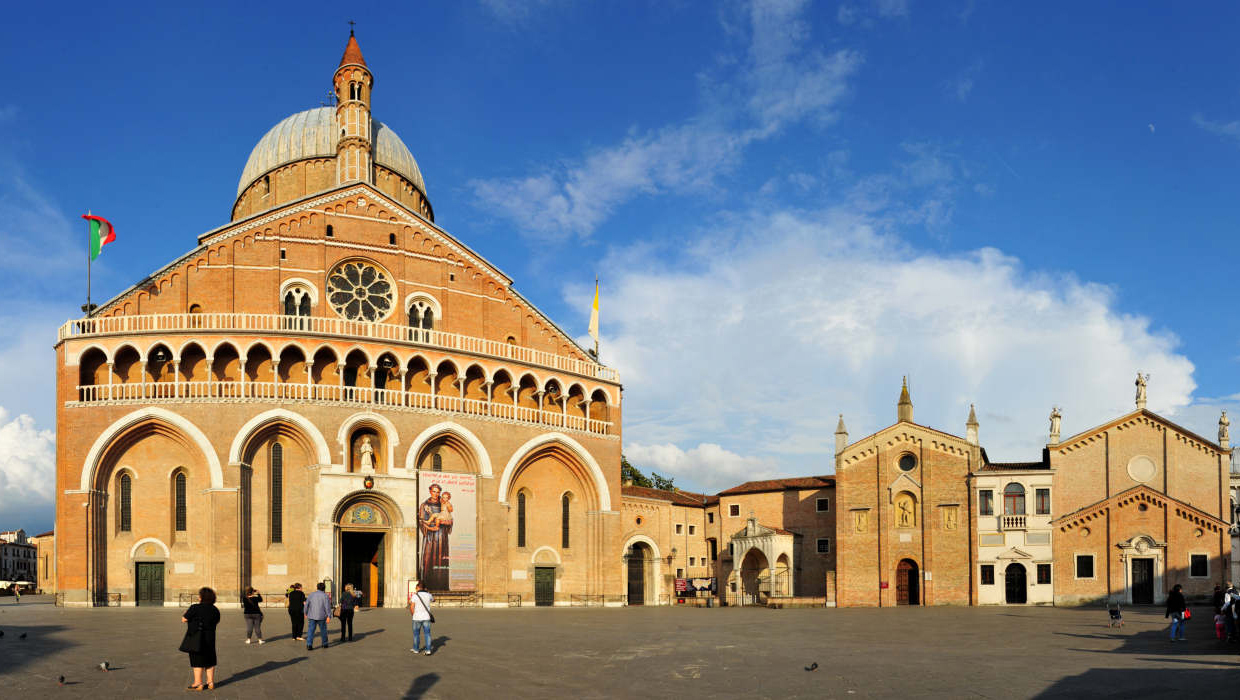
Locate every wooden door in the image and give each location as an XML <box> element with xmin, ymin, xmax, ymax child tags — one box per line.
<box><xmin>896</xmin><ymin>559</ymin><xmax>918</xmax><ymax>606</ymax></box>
<box><xmin>627</xmin><ymin>552</ymin><xmax>645</xmax><ymax>605</ymax></box>
<box><xmin>1132</xmin><ymin>558</ymin><xmax>1154</xmax><ymax>604</ymax></box>
<box><xmin>1004</xmin><ymin>563</ymin><xmax>1027</xmax><ymax>604</ymax></box>
<box><xmin>135</xmin><ymin>562</ymin><xmax>163</xmax><ymax>606</ymax></box>
<box><xmin>534</xmin><ymin>567</ymin><xmax>555</xmax><ymax>607</ymax></box>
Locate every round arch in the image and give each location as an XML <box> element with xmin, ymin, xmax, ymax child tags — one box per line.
<box><xmin>529</xmin><ymin>545</ymin><xmax>562</xmax><ymax>566</ymax></box>
<box><xmin>498</xmin><ymin>433</ymin><xmax>610</xmax><ymax>511</ymax></box>
<box><xmin>336</xmin><ymin>411</ymin><xmax>400</xmax><ymax>471</ymax></box>
<box><xmin>79</xmin><ymin>407</ymin><xmax>223</xmax><ymax>491</ymax></box>
<box><xmin>228</xmin><ymin>408</ymin><xmax>332</xmax><ymax>466</ymax></box>
<box><xmin>621</xmin><ymin>534</ymin><xmax>662</xmax><ymax>606</ymax></box>
<box><xmin>403</xmin><ymin>422</ymin><xmax>493</xmax><ymax>476</ymax></box>
<box><xmin>331</xmin><ymin>489</ymin><xmax>405</xmax><ymax>528</ymax></box>
<box><xmin>280</xmin><ymin>277</ymin><xmax>321</xmax><ymax>304</ymax></box>
<box><xmin>128</xmin><ymin>537</ymin><xmax>171</xmax><ymax>560</ymax></box>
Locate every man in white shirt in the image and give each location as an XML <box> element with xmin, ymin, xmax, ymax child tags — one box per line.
<box><xmin>409</xmin><ymin>581</ymin><xmax>434</xmax><ymax>655</ymax></box>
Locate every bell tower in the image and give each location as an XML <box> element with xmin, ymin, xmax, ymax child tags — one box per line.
<box><xmin>334</xmin><ymin>28</ymin><xmax>373</xmax><ymax>185</ymax></box>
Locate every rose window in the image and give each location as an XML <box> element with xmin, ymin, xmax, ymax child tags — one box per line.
<box><xmin>326</xmin><ymin>260</ymin><xmax>394</xmax><ymax>322</ymax></box>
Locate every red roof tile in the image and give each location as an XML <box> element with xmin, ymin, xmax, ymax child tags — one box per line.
<box><xmin>621</xmin><ymin>485</ymin><xmax>711</xmax><ymax>507</ymax></box>
<box><xmin>716</xmin><ymin>476</ymin><xmax>835</xmax><ymax>496</ymax></box>
<box><xmin>339</xmin><ymin>33</ymin><xmax>367</xmax><ymax>67</ymax></box>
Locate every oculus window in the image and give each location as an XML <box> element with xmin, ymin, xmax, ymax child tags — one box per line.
<box><xmin>327</xmin><ymin>260</ymin><xmax>394</xmax><ymax>322</ymax></box>
<box><xmin>898</xmin><ymin>454</ymin><xmax>917</xmax><ymax>472</ymax></box>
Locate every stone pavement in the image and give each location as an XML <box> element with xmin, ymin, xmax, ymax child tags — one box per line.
<box><xmin>0</xmin><ymin>597</ymin><xmax>1236</xmax><ymax>699</ymax></box>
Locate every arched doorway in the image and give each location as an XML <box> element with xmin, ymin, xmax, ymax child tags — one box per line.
<box><xmin>627</xmin><ymin>542</ymin><xmax>652</xmax><ymax>605</ymax></box>
<box><xmin>740</xmin><ymin>548</ymin><xmax>771</xmax><ymax>606</ymax></box>
<box><xmin>1004</xmin><ymin>563</ymin><xmax>1027</xmax><ymax>604</ymax></box>
<box><xmin>896</xmin><ymin>559</ymin><xmax>919</xmax><ymax>606</ymax></box>
<box><xmin>334</xmin><ymin>495</ymin><xmax>397</xmax><ymax>608</ymax></box>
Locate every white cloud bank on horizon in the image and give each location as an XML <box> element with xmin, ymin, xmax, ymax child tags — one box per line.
<box><xmin>579</xmin><ymin>206</ymin><xmax>1207</xmax><ymax>494</ymax></box>
<box><xmin>0</xmin><ymin>407</ymin><xmax>56</xmax><ymax>533</ymax></box>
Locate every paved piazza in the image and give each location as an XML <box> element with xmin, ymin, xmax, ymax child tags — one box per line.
<box><xmin>0</xmin><ymin>597</ymin><xmax>1236</xmax><ymax>698</ymax></box>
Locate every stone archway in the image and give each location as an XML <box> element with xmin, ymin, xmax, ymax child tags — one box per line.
<box><xmin>739</xmin><ymin>548</ymin><xmax>771</xmax><ymax>606</ymax></box>
<box><xmin>896</xmin><ymin>559</ymin><xmax>919</xmax><ymax>606</ymax></box>
<box><xmin>332</xmin><ymin>492</ymin><xmax>404</xmax><ymax>608</ymax></box>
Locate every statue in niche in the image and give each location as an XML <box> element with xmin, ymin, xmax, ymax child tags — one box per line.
<box><xmin>894</xmin><ymin>493</ymin><xmax>916</xmax><ymax>528</ymax></box>
<box><xmin>1135</xmin><ymin>372</ymin><xmax>1149</xmax><ymax>407</ymax></box>
<box><xmin>1220</xmin><ymin>410</ymin><xmax>1230</xmax><ymax>445</ymax></box>
<box><xmin>1049</xmin><ymin>406</ymin><xmax>1062</xmax><ymax>438</ymax></box>
<box><xmin>359</xmin><ymin>435</ymin><xmax>375</xmax><ymax>471</ymax></box>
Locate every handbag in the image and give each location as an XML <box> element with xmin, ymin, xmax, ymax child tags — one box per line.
<box><xmin>179</xmin><ymin>619</ymin><xmax>202</xmax><ymax>653</ymax></box>
<box><xmin>1184</xmin><ymin>608</ymin><xmax>1192</xmax><ymax>621</ymax></box>
<box><xmin>413</xmin><ymin>592</ymin><xmax>435</xmax><ymax>624</ymax></box>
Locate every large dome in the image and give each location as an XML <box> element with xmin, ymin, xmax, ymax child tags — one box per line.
<box><xmin>236</xmin><ymin>107</ymin><xmax>428</xmax><ymax>198</ymax></box>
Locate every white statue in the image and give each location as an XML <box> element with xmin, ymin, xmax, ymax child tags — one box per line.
<box><xmin>1049</xmin><ymin>406</ymin><xmax>1062</xmax><ymax>438</ymax></box>
<box><xmin>359</xmin><ymin>436</ymin><xmax>375</xmax><ymax>471</ymax></box>
<box><xmin>1135</xmin><ymin>372</ymin><xmax>1149</xmax><ymax>408</ymax></box>
<box><xmin>1219</xmin><ymin>411</ymin><xmax>1230</xmax><ymax>445</ymax></box>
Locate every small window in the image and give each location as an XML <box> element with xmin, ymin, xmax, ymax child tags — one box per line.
<box><xmin>1036</xmin><ymin>563</ymin><xmax>1051</xmax><ymax>585</ymax></box>
<box><xmin>326</xmin><ymin>225</ymin><xmax>334</xmax><ymax>237</ymax></box>
<box><xmin>689</xmin><ymin>557</ymin><xmax>695</xmax><ymax>566</ymax></box>
<box><xmin>729</xmin><ymin>504</ymin><xmax>740</xmax><ymax>517</ymax></box>
<box><xmin>1035</xmin><ymin>488</ymin><xmax>1051</xmax><ymax>515</ymax></box>
<box><xmin>676</xmin><ymin>568</ymin><xmax>684</xmax><ymax>579</ymax></box>
<box><xmin>389</xmin><ymin>233</ymin><xmax>396</xmax><ymax>245</ymax></box>
<box><xmin>709</xmin><ymin>539</ymin><xmax>717</xmax><ymax>561</ymax></box>
<box><xmin>980</xmin><ymin>564</ymin><xmax>995</xmax><ymax>585</ymax></box>
<box><xmin>898</xmin><ymin>454</ymin><xmax>917</xmax><ymax>471</ymax></box>
<box><xmin>816</xmin><ymin>538</ymin><xmax>831</xmax><ymax>554</ymax></box>
<box><xmin>708</xmin><ymin>513</ymin><xmax>715</xmax><ymax>524</ymax></box>
<box><xmin>675</xmin><ymin>524</ymin><xmax>683</xmax><ymax>534</ymax></box>
<box><xmin>1190</xmin><ymin>554</ymin><xmax>1208</xmax><ymax>578</ymax></box>
<box><xmin>1075</xmin><ymin>555</ymin><xmax>1094</xmax><ymax>579</ymax></box>
<box><xmin>432</xmin><ymin>452</ymin><xmax>442</xmax><ymax>472</ymax></box>
<box><xmin>979</xmin><ymin>490</ymin><xmax>994</xmax><ymax>516</ymax></box>
<box><xmin>1003</xmin><ymin>483</ymin><xmax>1026</xmax><ymax>515</ymax></box>
<box><xmin>562</xmin><ymin>493</ymin><xmax>571</xmax><ymax>549</ymax></box>
<box><xmin>517</xmin><ymin>492</ymin><xmax>527</xmax><ymax>548</ymax></box>
<box><xmin>280</xmin><ymin>248</ymin><xmax>286</xmax><ymax>260</ymax></box>
<box><xmin>506</xmin><ymin>335</ymin><xmax>517</xmax><ymax>345</ymax></box>
<box><xmin>118</xmin><ymin>473</ymin><xmax>132</xmax><ymax>532</ymax></box>
<box><xmin>449</xmin><ymin>273</ymin><xmax>456</xmax><ymax>282</ymax></box>
<box><xmin>174</xmin><ymin>472</ymin><xmax>187</xmax><ymax>532</ymax></box>
<box><xmin>816</xmin><ymin>497</ymin><xmax>830</xmax><ymax>513</ymax></box>
<box><xmin>688</xmin><ymin>525</ymin><xmax>695</xmax><ymax>535</ymax></box>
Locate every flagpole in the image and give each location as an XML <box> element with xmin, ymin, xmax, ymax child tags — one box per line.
<box><xmin>593</xmin><ymin>276</ymin><xmax>599</xmax><ymax>359</ymax></box>
<box><xmin>86</xmin><ymin>209</ymin><xmax>92</xmax><ymax>318</ymax></box>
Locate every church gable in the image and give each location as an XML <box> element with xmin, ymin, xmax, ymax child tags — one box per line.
<box><xmin>1053</xmin><ymin>484</ymin><xmax>1228</xmax><ymax>534</ymax></box>
<box><xmin>839</xmin><ymin>423</ymin><xmax>971</xmax><ymax>468</ymax></box>
<box><xmin>1055</xmin><ymin>409</ymin><xmax>1224</xmax><ymax>458</ymax></box>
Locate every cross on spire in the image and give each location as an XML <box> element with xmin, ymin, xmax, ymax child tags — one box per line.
<box><xmin>348</xmin><ymin>20</ymin><xmax>355</xmax><ymax>36</ymax></box>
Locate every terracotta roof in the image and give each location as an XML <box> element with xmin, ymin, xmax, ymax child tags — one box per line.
<box><xmin>979</xmin><ymin>461</ymin><xmax>1049</xmax><ymax>472</ymax></box>
<box><xmin>621</xmin><ymin>485</ymin><xmax>711</xmax><ymax>507</ymax></box>
<box><xmin>339</xmin><ymin>33</ymin><xmax>367</xmax><ymax>67</ymax></box>
<box><xmin>717</xmin><ymin>476</ymin><xmax>835</xmax><ymax>496</ymax></box>
<box><xmin>31</xmin><ymin>530</ymin><xmax>54</xmax><ymax>538</ymax></box>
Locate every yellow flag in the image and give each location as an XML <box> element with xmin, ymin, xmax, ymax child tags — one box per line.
<box><xmin>588</xmin><ymin>279</ymin><xmax>599</xmax><ymax>346</ymax></box>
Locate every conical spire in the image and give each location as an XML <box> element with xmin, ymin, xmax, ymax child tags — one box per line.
<box><xmin>339</xmin><ymin>30</ymin><xmax>367</xmax><ymax>67</ymax></box>
<box><xmin>897</xmin><ymin>376</ymin><xmax>913</xmax><ymax>423</ymax></box>
<box><xmin>834</xmin><ymin>414</ymin><xmax>849</xmax><ymax>455</ymax></box>
<box><xmin>967</xmin><ymin>404</ymin><xmax>978</xmax><ymax>426</ymax></box>
<box><xmin>966</xmin><ymin>404</ymin><xmax>978</xmax><ymax>445</ymax></box>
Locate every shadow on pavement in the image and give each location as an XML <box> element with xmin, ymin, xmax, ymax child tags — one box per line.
<box><xmin>432</xmin><ymin>635</ymin><xmax>449</xmax><ymax>651</ymax></box>
<box><xmin>217</xmin><ymin>657</ymin><xmax>307</xmax><ymax>687</ymax></box>
<box><xmin>1035</xmin><ymin>667</ymin><xmax>1234</xmax><ymax>699</ymax></box>
<box><xmin>405</xmin><ymin>672</ymin><xmax>439</xmax><ymax>699</ymax></box>
<box><xmin>0</xmin><ymin>624</ymin><xmax>77</xmax><ymax>675</ymax></box>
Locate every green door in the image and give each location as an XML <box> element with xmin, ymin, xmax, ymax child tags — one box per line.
<box><xmin>534</xmin><ymin>567</ymin><xmax>555</xmax><ymax>607</ymax></box>
<box><xmin>136</xmin><ymin>562</ymin><xmax>164</xmax><ymax>606</ymax></box>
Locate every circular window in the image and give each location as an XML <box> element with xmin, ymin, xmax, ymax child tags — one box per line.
<box><xmin>1137</xmin><ymin>503</ymin><xmax>1148</xmax><ymax>512</ymax></box>
<box><xmin>635</xmin><ymin>516</ymin><xmax>643</xmax><ymax>526</ymax></box>
<box><xmin>898</xmin><ymin>454</ymin><xmax>917</xmax><ymax>472</ymax></box>
<box><xmin>1080</xmin><ymin>527</ymin><xmax>1091</xmax><ymax>537</ymax></box>
<box><xmin>327</xmin><ymin>260</ymin><xmax>395</xmax><ymax>322</ymax></box>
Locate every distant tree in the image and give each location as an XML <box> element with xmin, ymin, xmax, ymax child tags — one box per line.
<box><xmin>621</xmin><ymin>454</ymin><xmax>675</xmax><ymax>491</ymax></box>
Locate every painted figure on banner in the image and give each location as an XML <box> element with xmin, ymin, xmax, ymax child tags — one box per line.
<box><xmin>418</xmin><ymin>483</ymin><xmax>451</xmax><ymax>590</ymax></box>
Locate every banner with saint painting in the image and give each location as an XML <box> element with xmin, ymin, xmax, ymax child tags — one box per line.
<box><xmin>416</xmin><ymin>472</ymin><xmax>477</xmax><ymax>591</ymax></box>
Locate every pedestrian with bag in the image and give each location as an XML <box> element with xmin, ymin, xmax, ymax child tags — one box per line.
<box><xmin>304</xmin><ymin>582</ymin><xmax>332</xmax><ymax>650</ymax></box>
<box><xmin>1166</xmin><ymin>583</ymin><xmax>1187</xmax><ymax>642</ymax></box>
<box><xmin>242</xmin><ymin>586</ymin><xmax>265</xmax><ymax>644</ymax></box>
<box><xmin>181</xmin><ymin>586</ymin><xmax>220</xmax><ymax>691</ymax></box>
<box><xmin>287</xmin><ymin>583</ymin><xmax>306</xmax><ymax>641</ymax></box>
<box><xmin>409</xmin><ymin>581</ymin><xmax>434</xmax><ymax>655</ymax></box>
<box><xmin>338</xmin><ymin>583</ymin><xmax>363</xmax><ymax>642</ymax></box>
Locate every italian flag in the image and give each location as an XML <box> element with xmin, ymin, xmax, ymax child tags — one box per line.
<box><xmin>83</xmin><ymin>215</ymin><xmax>116</xmax><ymax>260</ymax></box>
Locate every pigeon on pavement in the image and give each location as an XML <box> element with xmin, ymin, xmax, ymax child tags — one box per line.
<box><xmin>98</xmin><ymin>661</ymin><xmax>110</xmax><ymax>672</ymax></box>
<box><xmin>58</xmin><ymin>675</ymin><xmax>65</xmax><ymax>686</ymax></box>
<box><xmin>19</xmin><ymin>632</ymin><xmax>27</xmax><ymax>639</ymax></box>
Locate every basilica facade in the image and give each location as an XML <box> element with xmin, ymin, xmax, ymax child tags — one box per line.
<box><xmin>55</xmin><ymin>33</ymin><xmax>623</xmax><ymax>607</ymax></box>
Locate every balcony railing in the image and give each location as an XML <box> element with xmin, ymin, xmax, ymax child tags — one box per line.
<box><xmin>73</xmin><ymin>381</ymin><xmax>614</xmax><ymax>436</ymax></box>
<box><xmin>999</xmin><ymin>514</ymin><xmax>1027</xmax><ymax>530</ymax></box>
<box><xmin>58</xmin><ymin>313</ymin><xmax>618</xmax><ymax>382</ymax></box>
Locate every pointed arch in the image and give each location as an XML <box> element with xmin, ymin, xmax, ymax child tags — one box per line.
<box><xmin>78</xmin><ymin>407</ymin><xmax>223</xmax><ymax>491</ymax></box>
<box><xmin>228</xmin><ymin>408</ymin><xmax>332</xmax><ymax>466</ymax></box>
<box><xmin>498</xmin><ymin>432</ymin><xmax>610</xmax><ymax>511</ymax></box>
<box><xmin>403</xmin><ymin>421</ymin><xmax>493</xmax><ymax>476</ymax></box>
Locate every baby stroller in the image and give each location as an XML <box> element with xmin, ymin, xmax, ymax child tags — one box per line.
<box><xmin>1107</xmin><ymin>600</ymin><xmax>1124</xmax><ymax>628</ymax></box>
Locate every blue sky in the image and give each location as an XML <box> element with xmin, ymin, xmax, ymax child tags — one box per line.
<box><xmin>3</xmin><ymin>1</ymin><xmax>1240</xmax><ymax>531</ymax></box>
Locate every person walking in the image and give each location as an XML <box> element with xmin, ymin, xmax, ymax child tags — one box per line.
<box><xmin>181</xmin><ymin>587</ymin><xmax>220</xmax><ymax>691</ymax></box>
<box><xmin>305</xmin><ymin>582</ymin><xmax>332</xmax><ymax>650</ymax></box>
<box><xmin>339</xmin><ymin>583</ymin><xmax>363</xmax><ymax>642</ymax></box>
<box><xmin>409</xmin><ymin>581</ymin><xmax>434</xmax><ymax>655</ymax></box>
<box><xmin>242</xmin><ymin>587</ymin><xmax>265</xmax><ymax>644</ymax></box>
<box><xmin>1224</xmin><ymin>582</ymin><xmax>1238</xmax><ymax>642</ymax></box>
<box><xmin>1166</xmin><ymin>583</ymin><xmax>1187</xmax><ymax>641</ymax></box>
<box><xmin>13</xmin><ymin>585</ymin><xmax>19</xmax><ymax>604</ymax></box>
<box><xmin>287</xmin><ymin>583</ymin><xmax>306</xmax><ymax>641</ymax></box>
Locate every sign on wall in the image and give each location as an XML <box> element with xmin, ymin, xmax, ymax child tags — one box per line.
<box><xmin>416</xmin><ymin>472</ymin><xmax>477</xmax><ymax>591</ymax></box>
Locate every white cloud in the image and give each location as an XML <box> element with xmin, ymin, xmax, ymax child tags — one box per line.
<box><xmin>582</xmin><ymin>204</ymin><xmax>1197</xmax><ymax>492</ymax></box>
<box><xmin>0</xmin><ymin>408</ymin><xmax>56</xmax><ymax>532</ymax></box>
<box><xmin>944</xmin><ymin>60</ymin><xmax>983</xmax><ymax>103</ymax></box>
<box><xmin>1194</xmin><ymin>114</ymin><xmax>1240</xmax><ymax>145</ymax></box>
<box><xmin>470</xmin><ymin>0</ymin><xmax>862</xmax><ymax>239</ymax></box>
<box><xmin>477</xmin><ymin>0</ymin><xmax>565</xmax><ymax>26</ymax></box>
<box><xmin>625</xmin><ymin>442</ymin><xmax>778</xmax><ymax>493</ymax></box>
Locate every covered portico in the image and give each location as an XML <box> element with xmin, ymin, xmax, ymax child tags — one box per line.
<box><xmin>726</xmin><ymin>517</ymin><xmax>798</xmax><ymax>606</ymax></box>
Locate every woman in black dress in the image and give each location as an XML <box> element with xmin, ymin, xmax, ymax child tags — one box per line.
<box><xmin>182</xmin><ymin>586</ymin><xmax>220</xmax><ymax>690</ymax></box>
<box><xmin>287</xmin><ymin>583</ymin><xmax>306</xmax><ymax>640</ymax></box>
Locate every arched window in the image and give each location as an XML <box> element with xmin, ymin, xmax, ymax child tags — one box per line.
<box><xmin>118</xmin><ymin>473</ymin><xmax>132</xmax><ymax>532</ymax></box>
<box><xmin>262</xmin><ymin>175</ymin><xmax>271</xmax><ymax>196</ymax></box>
<box><xmin>389</xmin><ymin>233</ymin><xmax>396</xmax><ymax>245</ymax></box>
<box><xmin>431</xmin><ymin>451</ymin><xmax>442</xmax><ymax>472</ymax></box>
<box><xmin>562</xmin><ymin>493</ymin><xmax>571</xmax><ymax>549</ymax></box>
<box><xmin>270</xmin><ymin>443</ymin><xmax>283</xmax><ymax>543</ymax></box>
<box><xmin>325</xmin><ymin>225</ymin><xmax>334</xmax><ymax>238</ymax></box>
<box><xmin>1003</xmin><ymin>483</ymin><xmax>1026</xmax><ymax>515</ymax></box>
<box><xmin>174</xmin><ymin>471</ymin><xmax>187</xmax><ymax>532</ymax></box>
<box><xmin>517</xmin><ymin>492</ymin><xmax>527</xmax><ymax>548</ymax></box>
<box><xmin>422</xmin><ymin>309</ymin><xmax>434</xmax><ymax>331</ymax></box>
